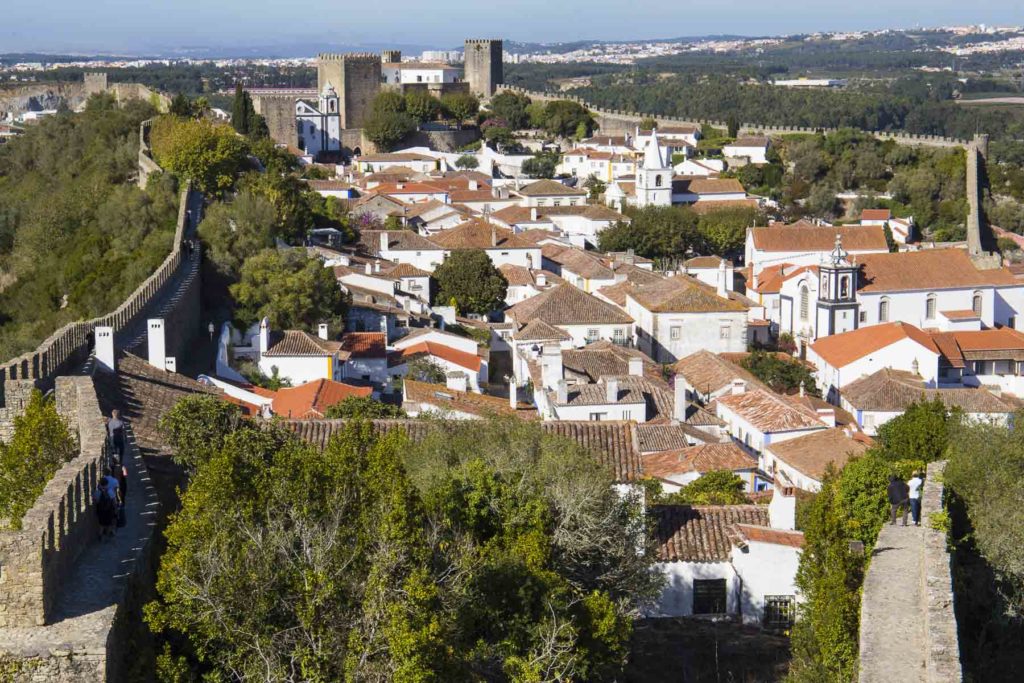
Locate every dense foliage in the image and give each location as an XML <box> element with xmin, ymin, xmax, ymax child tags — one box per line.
<box><xmin>432</xmin><ymin>249</ymin><xmax>508</xmax><ymax>314</ymax></box>
<box><xmin>323</xmin><ymin>396</ymin><xmax>407</xmax><ymax>419</ymax></box>
<box><xmin>597</xmin><ymin>205</ymin><xmax>765</xmax><ymax>262</ymax></box>
<box><xmin>230</xmin><ymin>249</ymin><xmax>348</xmax><ymax>331</ymax></box>
<box><xmin>149</xmin><ymin>115</ymin><xmax>250</xmax><ymax>195</ymax></box>
<box><xmin>148</xmin><ymin>415</ymin><xmax>661</xmax><ymax>681</ymax></box>
<box><xmin>158</xmin><ymin>395</ymin><xmax>243</xmax><ymax>474</ymax></box>
<box><xmin>643</xmin><ymin>470</ymin><xmax>748</xmax><ymax>506</ymax></box>
<box><xmin>0</xmin><ymin>94</ymin><xmax>179</xmax><ymax>358</ymax></box>
<box><xmin>0</xmin><ymin>390</ymin><xmax>77</xmax><ymax>528</ymax></box>
<box><xmin>874</xmin><ymin>398</ymin><xmax>954</xmax><ymax>463</ymax></box>
<box><xmin>741</xmin><ymin>351</ymin><xmax>820</xmax><ymax>397</ymax></box>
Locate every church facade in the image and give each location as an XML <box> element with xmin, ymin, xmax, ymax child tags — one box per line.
<box><xmin>296</xmin><ymin>83</ymin><xmax>342</xmax><ymax>158</ymax></box>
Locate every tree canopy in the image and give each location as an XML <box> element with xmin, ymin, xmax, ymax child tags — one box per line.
<box><xmin>147</xmin><ymin>415</ymin><xmax>661</xmax><ymax>681</ymax></box>
<box><xmin>740</xmin><ymin>351</ymin><xmax>820</xmax><ymax>397</ymax></box>
<box><xmin>150</xmin><ymin>115</ymin><xmax>250</xmax><ymax>195</ymax></box>
<box><xmin>230</xmin><ymin>249</ymin><xmax>347</xmax><ymax>331</ymax></box>
<box><xmin>874</xmin><ymin>397</ymin><xmax>954</xmax><ymax>463</ymax></box>
<box><xmin>323</xmin><ymin>396</ymin><xmax>407</xmax><ymax>419</ymax></box>
<box><xmin>432</xmin><ymin>249</ymin><xmax>508</xmax><ymax>315</ymax></box>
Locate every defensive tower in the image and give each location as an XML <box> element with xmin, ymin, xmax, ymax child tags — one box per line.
<box><xmin>382</xmin><ymin>50</ymin><xmax>402</xmax><ymax>64</ymax></box>
<box><xmin>316</xmin><ymin>53</ymin><xmax>381</xmax><ymax>129</ymax></box>
<box><xmin>464</xmin><ymin>39</ymin><xmax>503</xmax><ymax>97</ymax></box>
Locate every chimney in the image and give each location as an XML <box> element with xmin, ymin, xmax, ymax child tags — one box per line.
<box><xmin>446</xmin><ymin>372</ymin><xmax>468</xmax><ymax>393</ymax></box>
<box><xmin>469</xmin><ymin>179</ymin><xmax>479</xmax><ymax>191</ymax></box>
<box><xmin>95</xmin><ymin>325</ymin><xmax>115</xmax><ymax>373</ymax></box>
<box><xmin>380</xmin><ymin>231</ymin><xmax>389</xmax><ymax>254</ymax></box>
<box><xmin>799</xmin><ymin>380</ymin><xmax>805</xmax><ymax>397</ymax></box>
<box><xmin>816</xmin><ymin>408</ymin><xmax>836</xmax><ymax>427</ymax></box>
<box><xmin>556</xmin><ymin>379</ymin><xmax>568</xmax><ymax>404</ymax></box>
<box><xmin>318</xmin><ymin>323</ymin><xmax>329</xmax><ymax>341</ymax></box>
<box><xmin>530</xmin><ymin>206</ymin><xmax>538</xmax><ymax>221</ymax></box>
<box><xmin>536</xmin><ymin>272</ymin><xmax>547</xmax><ymax>287</ymax></box>
<box><xmin>491</xmin><ymin>223</ymin><xmax>497</xmax><ymax>247</ymax></box>
<box><xmin>509</xmin><ymin>377</ymin><xmax>518</xmax><ymax>408</ymax></box>
<box><xmin>259</xmin><ymin>317</ymin><xmax>270</xmax><ymax>355</ymax></box>
<box><xmin>365</xmin><ymin>262</ymin><xmax>373</xmax><ymax>275</ymax></box>
<box><xmin>374</xmin><ymin>259</ymin><xmax>381</xmax><ymax>273</ymax></box>
<box><xmin>605</xmin><ymin>377</ymin><xmax>620</xmax><ymax>403</ymax></box>
<box><xmin>717</xmin><ymin>259</ymin><xmax>728</xmax><ymax>298</ymax></box>
<box><xmin>768</xmin><ymin>477</ymin><xmax>797</xmax><ymax>530</ymax></box>
<box><xmin>628</xmin><ymin>356</ymin><xmax>643</xmax><ymax>376</ymax></box>
<box><xmin>673</xmin><ymin>375</ymin><xmax>689</xmax><ymax>423</ymax></box>
<box><xmin>147</xmin><ymin>318</ymin><xmax>166</xmax><ymax>371</ymax></box>
<box><xmin>541</xmin><ymin>344</ymin><xmax>563</xmax><ymax>389</ymax></box>
<box><xmin>731</xmin><ymin>379</ymin><xmax>746</xmax><ymax>395</ymax></box>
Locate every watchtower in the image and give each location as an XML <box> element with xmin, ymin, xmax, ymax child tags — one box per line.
<box><xmin>382</xmin><ymin>50</ymin><xmax>402</xmax><ymax>64</ymax></box>
<box><xmin>83</xmin><ymin>72</ymin><xmax>108</xmax><ymax>95</ymax></box>
<box><xmin>316</xmin><ymin>53</ymin><xmax>381</xmax><ymax>129</ymax></box>
<box><xmin>464</xmin><ymin>39</ymin><xmax>503</xmax><ymax>98</ymax></box>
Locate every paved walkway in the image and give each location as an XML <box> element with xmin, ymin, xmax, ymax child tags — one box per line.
<box><xmin>858</xmin><ymin>522</ymin><xmax>927</xmax><ymax>683</ymax></box>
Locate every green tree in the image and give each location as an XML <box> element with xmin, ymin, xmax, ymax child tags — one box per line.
<box><xmin>883</xmin><ymin>223</ymin><xmax>898</xmax><ymax>252</ymax></box>
<box><xmin>432</xmin><ymin>249</ymin><xmax>508</xmax><ymax>314</ymax></box>
<box><xmin>372</xmin><ymin>90</ymin><xmax>406</xmax><ymax>116</ymax></box>
<box><xmin>726</xmin><ymin>115</ymin><xmax>740</xmax><ymax>138</ymax></box>
<box><xmin>242</xmin><ymin>170</ymin><xmax>317</xmax><ymax>244</ymax></box>
<box><xmin>521</xmin><ymin>150</ymin><xmax>560</xmax><ymax>179</ymax></box>
<box><xmin>323</xmin><ymin>396</ymin><xmax>407</xmax><ymax>419</ymax></box>
<box><xmin>150</xmin><ymin>116</ymin><xmax>249</xmax><ymax>195</ymax></box>
<box><xmin>583</xmin><ymin>175</ymin><xmax>607</xmax><ymax>200</ymax></box>
<box><xmin>169</xmin><ymin>93</ymin><xmax>192</xmax><ymax>118</ymax></box>
<box><xmin>406</xmin><ymin>357</ymin><xmax>448</xmax><ymax>384</ymax></box>
<box><xmin>0</xmin><ymin>390</ymin><xmax>77</xmax><ymax>528</ymax></box>
<box><xmin>488</xmin><ymin>91</ymin><xmax>532</xmax><ymax>130</ymax></box>
<box><xmin>230</xmin><ymin>83</ymin><xmax>248</xmax><ymax>134</ymax></box>
<box><xmin>197</xmin><ymin>190</ymin><xmax>277</xmax><ymax>281</ymax></box>
<box><xmin>697</xmin><ymin>206</ymin><xmax>765</xmax><ymax>256</ymax></box>
<box><xmin>649</xmin><ymin>470</ymin><xmax>748</xmax><ymax>505</ymax></box>
<box><xmin>454</xmin><ymin>154</ymin><xmax>479</xmax><ymax>170</ymax></box>
<box><xmin>230</xmin><ymin>249</ymin><xmax>347</xmax><ymax>330</ymax></box>
<box><xmin>740</xmin><ymin>350</ymin><xmax>820</xmax><ymax>396</ymax></box>
<box><xmin>875</xmin><ymin>398</ymin><xmax>953</xmax><ymax>463</ymax></box>
<box><xmin>598</xmin><ymin>206</ymin><xmax>701</xmax><ymax>260</ymax></box>
<box><xmin>440</xmin><ymin>92</ymin><xmax>480</xmax><ymax>128</ymax></box>
<box><xmin>364</xmin><ymin>110</ymin><xmax>417</xmax><ymax>152</ymax></box>
<box><xmin>158</xmin><ymin>395</ymin><xmax>242</xmax><ymax>474</ymax></box>
<box><xmin>639</xmin><ymin>116</ymin><xmax>658</xmax><ymax>131</ymax></box>
<box><xmin>404</xmin><ymin>90</ymin><xmax>441</xmax><ymax>123</ymax></box>
<box><xmin>540</xmin><ymin>100</ymin><xmax>595</xmax><ymax>138</ymax></box>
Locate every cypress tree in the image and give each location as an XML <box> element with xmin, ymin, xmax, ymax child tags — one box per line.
<box><xmin>232</xmin><ymin>83</ymin><xmax>248</xmax><ymax>134</ymax></box>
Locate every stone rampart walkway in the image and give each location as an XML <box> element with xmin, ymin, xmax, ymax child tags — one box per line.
<box><xmin>858</xmin><ymin>523</ymin><xmax>927</xmax><ymax>682</ymax></box>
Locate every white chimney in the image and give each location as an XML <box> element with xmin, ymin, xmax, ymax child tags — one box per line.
<box><xmin>259</xmin><ymin>317</ymin><xmax>270</xmax><ymax>356</ymax></box>
<box><xmin>490</xmin><ymin>223</ymin><xmax>498</xmax><ymax>247</ymax></box>
<box><xmin>769</xmin><ymin>477</ymin><xmax>797</xmax><ymax>530</ymax></box>
<box><xmin>541</xmin><ymin>344</ymin><xmax>563</xmax><ymax>389</ymax></box>
<box><xmin>717</xmin><ymin>259</ymin><xmax>728</xmax><ymax>298</ymax></box>
<box><xmin>164</xmin><ymin>357</ymin><xmax>177</xmax><ymax>373</ymax></box>
<box><xmin>530</xmin><ymin>206</ymin><xmax>538</xmax><ymax>221</ymax></box>
<box><xmin>731</xmin><ymin>379</ymin><xmax>746</xmax><ymax>395</ymax></box>
<box><xmin>94</xmin><ymin>326</ymin><xmax>115</xmax><ymax>373</ymax></box>
<box><xmin>799</xmin><ymin>380</ymin><xmax>805</xmax><ymax>397</ymax></box>
<box><xmin>673</xmin><ymin>376</ymin><xmax>689</xmax><ymax>423</ymax></box>
<box><xmin>509</xmin><ymin>377</ymin><xmax>518</xmax><ymax>408</ymax></box>
<box><xmin>628</xmin><ymin>356</ymin><xmax>643</xmax><ymax>377</ymax></box>
<box><xmin>318</xmin><ymin>323</ymin><xmax>329</xmax><ymax>340</ymax></box>
<box><xmin>816</xmin><ymin>408</ymin><xmax>836</xmax><ymax>427</ymax></box>
<box><xmin>605</xmin><ymin>377</ymin><xmax>620</xmax><ymax>403</ymax></box>
<box><xmin>536</xmin><ymin>272</ymin><xmax>547</xmax><ymax>287</ymax></box>
<box><xmin>469</xmin><ymin>179</ymin><xmax>479</xmax><ymax>191</ymax></box>
<box><xmin>725</xmin><ymin>261</ymin><xmax>735</xmax><ymax>291</ymax></box>
<box><xmin>556</xmin><ymin>379</ymin><xmax>568</xmax><ymax>404</ymax></box>
<box><xmin>446</xmin><ymin>372</ymin><xmax>468</xmax><ymax>393</ymax></box>
<box><xmin>365</xmin><ymin>262</ymin><xmax>373</xmax><ymax>275</ymax></box>
<box><xmin>147</xmin><ymin>318</ymin><xmax>166</xmax><ymax>371</ymax></box>
<box><xmin>374</xmin><ymin>259</ymin><xmax>381</xmax><ymax>273</ymax></box>
<box><xmin>380</xmin><ymin>231</ymin><xmax>389</xmax><ymax>254</ymax></box>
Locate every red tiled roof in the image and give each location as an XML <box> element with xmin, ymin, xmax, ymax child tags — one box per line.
<box><xmin>860</xmin><ymin>209</ymin><xmax>892</xmax><ymax>221</ymax></box>
<box><xmin>766</xmin><ymin>427</ymin><xmax>870</xmax><ymax>481</ymax></box>
<box><xmin>653</xmin><ymin>505</ymin><xmax>770</xmax><ymax>562</ymax></box>
<box><xmin>392</xmin><ymin>341</ymin><xmax>481</xmax><ymax>371</ymax></box>
<box><xmin>403</xmin><ymin>379</ymin><xmax>537</xmax><ymax>419</ymax></box>
<box><xmin>272</xmin><ymin>379</ymin><xmax>372</xmax><ymax>419</ymax></box>
<box><xmin>733</xmin><ymin>524</ymin><xmax>805</xmax><ymax>549</ymax></box>
<box><xmin>643</xmin><ymin>443</ymin><xmax>756</xmax><ymax>480</ymax></box>
<box><xmin>856</xmin><ymin>249</ymin><xmax>1018</xmax><ymax>293</ymax></box>
<box><xmin>750</xmin><ymin>225</ymin><xmax>888</xmax><ymax>253</ymax></box>
<box><xmin>809</xmin><ymin>322</ymin><xmax>940</xmax><ymax>369</ymax></box>
<box><xmin>716</xmin><ymin>387</ymin><xmax>826</xmax><ymax>433</ymax></box>
<box><xmin>340</xmin><ymin>332</ymin><xmax>387</xmax><ymax>358</ymax></box>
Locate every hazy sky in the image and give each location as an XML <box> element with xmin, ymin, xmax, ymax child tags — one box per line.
<box><xmin>3</xmin><ymin>0</ymin><xmax>1021</xmax><ymax>55</ymax></box>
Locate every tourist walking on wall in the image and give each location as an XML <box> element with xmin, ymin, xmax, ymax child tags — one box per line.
<box><xmin>907</xmin><ymin>470</ymin><xmax>924</xmax><ymax>527</ymax></box>
<box><xmin>93</xmin><ymin>474</ymin><xmax>118</xmax><ymax>538</ymax></box>
<box><xmin>887</xmin><ymin>475</ymin><xmax>910</xmax><ymax>526</ymax></box>
<box><xmin>107</xmin><ymin>409</ymin><xmax>125</xmax><ymax>461</ymax></box>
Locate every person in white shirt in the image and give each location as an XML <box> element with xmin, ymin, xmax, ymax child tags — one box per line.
<box><xmin>907</xmin><ymin>471</ymin><xmax>924</xmax><ymax>527</ymax></box>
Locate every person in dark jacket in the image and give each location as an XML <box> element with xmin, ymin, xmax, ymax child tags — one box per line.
<box><xmin>887</xmin><ymin>475</ymin><xmax>910</xmax><ymax>526</ymax></box>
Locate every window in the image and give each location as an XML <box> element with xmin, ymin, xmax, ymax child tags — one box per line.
<box><xmin>926</xmin><ymin>293</ymin><xmax>937</xmax><ymax>320</ymax></box>
<box><xmin>586</xmin><ymin>328</ymin><xmax>599</xmax><ymax>343</ymax></box>
<box><xmin>693</xmin><ymin>579</ymin><xmax>728</xmax><ymax>615</ymax></box>
<box><xmin>655</xmin><ymin>174</ymin><xmax>663</xmax><ymax>188</ymax></box>
<box><xmin>553</xmin><ymin>200</ymin><xmax>562</xmax><ymax>207</ymax></box>
<box><xmin>840</xmin><ymin>276</ymin><xmax>850</xmax><ymax>298</ymax></box>
<box><xmin>670</xmin><ymin>326</ymin><xmax>681</xmax><ymax>340</ymax></box>
<box><xmin>622</xmin><ymin>410</ymin><xmax>631</xmax><ymax>421</ymax></box>
<box><xmin>719</xmin><ymin>323</ymin><xmax>731</xmax><ymax>340</ymax></box>
<box><xmin>416</xmin><ymin>75</ymin><xmax>423</xmax><ymax>82</ymax></box>
<box><xmin>799</xmin><ymin>286</ymin><xmax>809</xmax><ymax>321</ymax></box>
<box><xmin>879</xmin><ymin>297</ymin><xmax>890</xmax><ymax>322</ymax></box>
<box><xmin>589</xmin><ymin>412</ymin><xmax>607</xmax><ymax>421</ymax></box>
<box><xmin>973</xmin><ymin>291</ymin><xmax>983</xmax><ymax>316</ymax></box>
<box><xmin>764</xmin><ymin>595</ymin><xmax>796</xmax><ymax>630</ymax></box>
<box><xmin>859</xmin><ymin>311</ymin><xmax>867</xmax><ymax>323</ymax></box>
<box><xmin>613</xmin><ymin>328</ymin><xmax>625</xmax><ymax>343</ymax></box>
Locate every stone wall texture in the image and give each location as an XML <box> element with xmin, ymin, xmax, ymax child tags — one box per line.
<box><xmin>921</xmin><ymin>461</ymin><xmax>963</xmax><ymax>683</ymax></box>
<box><xmin>465</xmin><ymin>40</ymin><xmax>503</xmax><ymax>97</ymax></box>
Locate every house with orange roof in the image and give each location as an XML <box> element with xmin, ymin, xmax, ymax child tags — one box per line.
<box><xmin>643</xmin><ymin>442</ymin><xmax>766</xmax><ymax>493</ymax></box>
<box><xmin>762</xmin><ymin>427</ymin><xmax>871</xmax><ymax>492</ymax></box>
<box><xmin>713</xmin><ymin>381</ymin><xmax>830</xmax><ymax>455</ymax></box>
<box><xmin>402</xmin><ymin>379</ymin><xmax>537</xmax><ymax>421</ymax></box>
<box><xmin>430</xmin><ymin>218</ymin><xmax>542</xmax><ymax>270</ymax></box>
<box><xmin>340</xmin><ymin>332</ymin><xmax>389</xmax><ymax>385</ymax></box>
<box><xmin>271</xmin><ymin>379</ymin><xmax>373</xmax><ymax>419</ymax></box>
<box><xmin>256</xmin><ymin>319</ymin><xmax>346</xmax><ymax>387</ymax></box>
<box><xmin>744</xmin><ymin>224</ymin><xmax>889</xmax><ymax>276</ymax></box>
<box><xmin>356</xmin><ymin>152</ymin><xmax>439</xmax><ymax>174</ymax></box>
<box><xmin>388</xmin><ymin>340</ymin><xmax>487</xmax><ymax>392</ymax></box>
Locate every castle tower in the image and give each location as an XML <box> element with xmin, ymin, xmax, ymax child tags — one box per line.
<box><xmin>816</xmin><ymin>234</ymin><xmax>859</xmax><ymax>337</ymax></box>
<box><xmin>83</xmin><ymin>72</ymin><xmax>108</xmax><ymax>96</ymax></box>
<box><xmin>464</xmin><ymin>39</ymin><xmax>503</xmax><ymax>97</ymax></box>
<box><xmin>635</xmin><ymin>129</ymin><xmax>672</xmax><ymax>208</ymax></box>
<box><xmin>382</xmin><ymin>50</ymin><xmax>402</xmax><ymax>64</ymax></box>
<box><xmin>316</xmin><ymin>53</ymin><xmax>381</xmax><ymax>129</ymax></box>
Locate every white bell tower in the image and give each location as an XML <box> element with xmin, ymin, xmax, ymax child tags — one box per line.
<box><xmin>635</xmin><ymin>128</ymin><xmax>672</xmax><ymax>208</ymax></box>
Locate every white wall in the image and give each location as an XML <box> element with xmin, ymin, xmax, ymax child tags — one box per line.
<box><xmin>655</xmin><ymin>562</ymin><xmax>738</xmax><ymax>617</ymax></box>
<box><xmin>558</xmin><ymin>322</ymin><xmax>635</xmax><ymax>348</ymax></box>
<box><xmin>382</xmin><ymin>247</ymin><xmax>446</xmax><ymax>273</ymax></box>
<box><xmin>342</xmin><ymin>357</ymin><xmax>388</xmax><ymax>384</ymax></box>
<box><xmin>550</xmin><ymin>398</ymin><xmax>648</xmax><ymax>423</ymax></box>
<box><xmin>626</xmin><ymin>297</ymin><xmax>747</xmax><ymax>363</ymax></box>
<box><xmin>482</xmin><ymin>246</ymin><xmax>541</xmax><ymax>270</ymax></box>
<box><xmin>809</xmin><ymin>338</ymin><xmax>941</xmax><ymax>396</ymax></box>
<box><xmin>730</xmin><ymin>542</ymin><xmax>801</xmax><ymax>625</ymax></box>
<box><xmin>259</xmin><ymin>355</ymin><xmax>334</xmax><ymax>386</ymax></box>
<box><xmin>392</xmin><ymin>330</ymin><xmax>479</xmax><ymax>355</ymax></box>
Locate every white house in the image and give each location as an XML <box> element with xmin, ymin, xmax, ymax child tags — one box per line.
<box><xmin>714</xmin><ymin>381</ymin><xmax>829</xmax><ymax>455</ymax></box>
<box><xmin>357</xmin><ymin>152</ymin><xmax>440</xmax><ymax>174</ymax></box>
<box><xmin>642</xmin><ymin>442</ymin><xmax>765</xmax><ymax>493</ymax></box>
<box><xmin>723</xmin><ymin>136</ymin><xmax>771</xmax><ymax>165</ymax></box>
<box><xmin>761</xmin><ymin>427</ymin><xmax>871</xmax><ymax>492</ymax></box>
<box><xmin>505</xmin><ymin>283</ymin><xmax>636</xmax><ymax>349</ymax></box>
<box><xmin>338</xmin><ymin>332</ymin><xmax>389</xmax><ymax>385</ymax></box>
<box><xmin>674</xmin><ymin>158</ymin><xmax>725</xmax><ymax>177</ymax></box>
<box><xmin>636</xmin><ymin>124</ymin><xmax>701</xmax><ymax>149</ymax></box>
<box><xmin>543</xmin><ymin>377</ymin><xmax>648</xmax><ymax>422</ymax></box>
<box><xmin>360</xmin><ymin>230</ymin><xmax>447</xmax><ymax>273</ymax></box>
<box><xmin>671</xmin><ymin>178</ymin><xmax>747</xmax><ymax>204</ymax></box>
<box><xmin>257</xmin><ymin>320</ymin><xmax>345</xmax><ymax>386</ymax></box>
<box><xmin>296</xmin><ymin>84</ymin><xmax>342</xmax><ymax>159</ymax></box>
<box><xmin>498</xmin><ymin>265</ymin><xmax>555</xmax><ymax>305</ymax></box>
<box><xmin>402</xmin><ymin>378</ymin><xmax>537</xmax><ymax>420</ymax></box>
<box><xmin>514</xmin><ymin>179</ymin><xmax>589</xmax><ymax>207</ymax></box>
<box><xmin>430</xmin><ymin>219</ymin><xmax>542</xmax><ymax>270</ymax></box>
<box><xmin>624</xmin><ymin>271</ymin><xmax>750</xmax><ymax>363</ymax></box>
<box><xmin>388</xmin><ymin>340</ymin><xmax>487</xmax><ymax>392</ymax></box>
<box><xmin>381</xmin><ymin>60</ymin><xmax>462</xmax><ymax>87</ymax></box>
<box><xmin>652</xmin><ymin>487</ymin><xmax>804</xmax><ymax>627</ymax></box>
<box><xmin>859</xmin><ymin>209</ymin><xmax>915</xmax><ymax>245</ymax></box>
<box><xmin>672</xmin><ymin>350</ymin><xmax>768</xmax><ymax>404</ymax></box>
<box><xmin>744</xmin><ymin>225</ymin><xmax>889</xmax><ymax>276</ymax></box>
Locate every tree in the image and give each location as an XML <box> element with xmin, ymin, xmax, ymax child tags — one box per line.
<box><xmin>440</xmin><ymin>92</ymin><xmax>480</xmax><ymax>128</ymax></box>
<box><xmin>404</xmin><ymin>90</ymin><xmax>441</xmax><ymax>123</ymax></box>
<box><xmin>488</xmin><ymin>91</ymin><xmax>532</xmax><ymax>130</ymax></box>
<box><xmin>371</xmin><ymin>90</ymin><xmax>406</xmax><ymax>116</ymax></box>
<box><xmin>158</xmin><ymin>394</ymin><xmax>242</xmax><ymax>474</ymax></box>
<box><xmin>726</xmin><ymin>115</ymin><xmax>740</xmax><ymax>138</ymax></box>
<box><xmin>0</xmin><ymin>390</ymin><xmax>77</xmax><ymax>528</ymax></box>
<box><xmin>883</xmin><ymin>223</ymin><xmax>898</xmax><ymax>252</ymax></box>
<box><xmin>230</xmin><ymin>84</ymin><xmax>261</xmax><ymax>136</ymax></box>
<box><xmin>454</xmin><ymin>154</ymin><xmax>479</xmax><ymax>170</ymax></box>
<box><xmin>875</xmin><ymin>398</ymin><xmax>954</xmax><ymax>463</ymax></box>
<box><xmin>598</xmin><ymin>206</ymin><xmax>701</xmax><ymax>260</ymax></box>
<box><xmin>242</xmin><ymin>170</ymin><xmax>317</xmax><ymax>243</ymax></box>
<box><xmin>648</xmin><ymin>470</ymin><xmax>748</xmax><ymax>505</ymax></box>
<box><xmin>364</xmin><ymin>110</ymin><xmax>417</xmax><ymax>152</ymax></box>
<box><xmin>697</xmin><ymin>206</ymin><xmax>765</xmax><ymax>256</ymax></box>
<box><xmin>432</xmin><ymin>249</ymin><xmax>508</xmax><ymax>315</ymax></box>
<box><xmin>583</xmin><ymin>175</ymin><xmax>606</xmax><ymax>200</ymax></box>
<box><xmin>323</xmin><ymin>396</ymin><xmax>407</xmax><ymax>419</ymax></box>
<box><xmin>540</xmin><ymin>100</ymin><xmax>595</xmax><ymax>139</ymax></box>
<box><xmin>639</xmin><ymin>117</ymin><xmax>658</xmax><ymax>131</ymax></box>
<box><xmin>169</xmin><ymin>93</ymin><xmax>192</xmax><ymax>118</ymax></box>
<box><xmin>150</xmin><ymin>116</ymin><xmax>250</xmax><ymax>195</ymax></box>
<box><xmin>197</xmin><ymin>190</ymin><xmax>277</xmax><ymax>281</ymax></box>
<box><xmin>740</xmin><ymin>350</ymin><xmax>820</xmax><ymax>396</ymax></box>
<box><xmin>230</xmin><ymin>249</ymin><xmax>347</xmax><ymax>331</ymax></box>
<box><xmin>521</xmin><ymin>150</ymin><xmax>560</xmax><ymax>179</ymax></box>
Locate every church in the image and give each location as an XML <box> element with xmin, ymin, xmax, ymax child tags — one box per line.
<box><xmin>296</xmin><ymin>83</ymin><xmax>342</xmax><ymax>158</ymax></box>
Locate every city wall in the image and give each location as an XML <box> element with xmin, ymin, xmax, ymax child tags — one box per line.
<box><xmin>495</xmin><ymin>85</ymin><xmax>969</xmax><ymax>149</ymax></box>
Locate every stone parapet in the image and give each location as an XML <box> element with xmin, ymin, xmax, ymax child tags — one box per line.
<box><xmin>921</xmin><ymin>461</ymin><xmax>963</xmax><ymax>683</ymax></box>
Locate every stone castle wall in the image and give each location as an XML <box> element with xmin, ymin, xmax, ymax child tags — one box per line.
<box><xmin>251</xmin><ymin>93</ymin><xmax>305</xmax><ymax>149</ymax></box>
<box><xmin>465</xmin><ymin>40</ymin><xmax>503</xmax><ymax>97</ymax></box>
<box><xmin>0</xmin><ymin>377</ymin><xmax>107</xmax><ymax>629</ymax></box>
<box><xmin>920</xmin><ymin>461</ymin><xmax>963</xmax><ymax>682</ymax></box>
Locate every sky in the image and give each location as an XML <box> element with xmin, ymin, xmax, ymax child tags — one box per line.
<box><xmin>3</xmin><ymin>0</ymin><xmax>1022</xmax><ymax>55</ymax></box>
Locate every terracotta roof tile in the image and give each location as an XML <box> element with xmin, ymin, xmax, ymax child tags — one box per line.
<box><xmin>689</xmin><ymin>199</ymin><xmax>760</xmax><ymax>214</ymax></box>
<box><xmin>403</xmin><ymin>379</ymin><xmax>538</xmax><ymax>419</ymax></box>
<box><xmin>340</xmin><ymin>332</ymin><xmax>387</xmax><ymax>358</ymax></box>
<box><xmin>516</xmin><ymin>179</ymin><xmax>588</xmax><ymax>197</ymax></box>
<box><xmin>733</xmin><ymin>524</ymin><xmax>805</xmax><ymax>549</ymax></box>
<box><xmin>515</xmin><ymin>318</ymin><xmax>573</xmax><ymax>341</ymax></box>
<box><xmin>430</xmin><ymin>219</ymin><xmax>537</xmax><ymax>250</ymax></box>
<box><xmin>561</xmin><ymin>341</ymin><xmax>664</xmax><ymax>385</ymax></box>
<box><xmin>265</xmin><ymin>330</ymin><xmax>342</xmax><ymax>357</ymax></box>
<box><xmin>643</xmin><ymin>442</ymin><xmax>757</xmax><ymax>480</ymax></box>
<box><xmin>652</xmin><ymin>504</ymin><xmax>770</xmax><ymax>562</ymax></box>
<box><xmin>390</xmin><ymin>341</ymin><xmax>482</xmax><ymax>372</ymax></box>
<box><xmin>856</xmin><ymin>249</ymin><xmax>1018</xmax><ymax>293</ymax></box>
<box><xmin>860</xmin><ymin>209</ymin><xmax>892</xmax><ymax>221</ymax></box>
<box><xmin>506</xmin><ymin>284</ymin><xmax>634</xmax><ymax>326</ymax></box>
<box><xmin>841</xmin><ymin>368</ymin><xmax>1014</xmax><ymax>413</ymax></box>
<box><xmin>750</xmin><ymin>225</ymin><xmax>888</xmax><ymax>253</ymax></box>
<box><xmin>673</xmin><ymin>178</ymin><xmax>745</xmax><ymax>195</ymax></box>
<box><xmin>809</xmin><ymin>322</ymin><xmax>940</xmax><ymax>369</ymax></box>
<box><xmin>766</xmin><ymin>427</ymin><xmax>870</xmax><ymax>481</ymax></box>
<box><xmin>672</xmin><ymin>350</ymin><xmax>767</xmax><ymax>396</ymax></box>
<box><xmin>716</xmin><ymin>387</ymin><xmax>826</xmax><ymax>433</ymax></box>
<box><xmin>549</xmin><ymin>381</ymin><xmax>647</xmax><ymax>407</ymax></box>
<box><xmin>627</xmin><ymin>275</ymin><xmax>747</xmax><ymax>313</ymax></box>
<box><xmin>271</xmin><ymin>379</ymin><xmax>372</xmax><ymax>419</ymax></box>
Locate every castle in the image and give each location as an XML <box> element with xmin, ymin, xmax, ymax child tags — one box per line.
<box><xmin>249</xmin><ymin>39</ymin><xmax>503</xmax><ymax>159</ymax></box>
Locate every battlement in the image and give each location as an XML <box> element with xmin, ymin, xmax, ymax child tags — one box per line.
<box><xmin>465</xmin><ymin>39</ymin><xmax>503</xmax><ymax>45</ymax></box>
<box><xmin>317</xmin><ymin>52</ymin><xmax>381</xmax><ymax>63</ymax></box>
